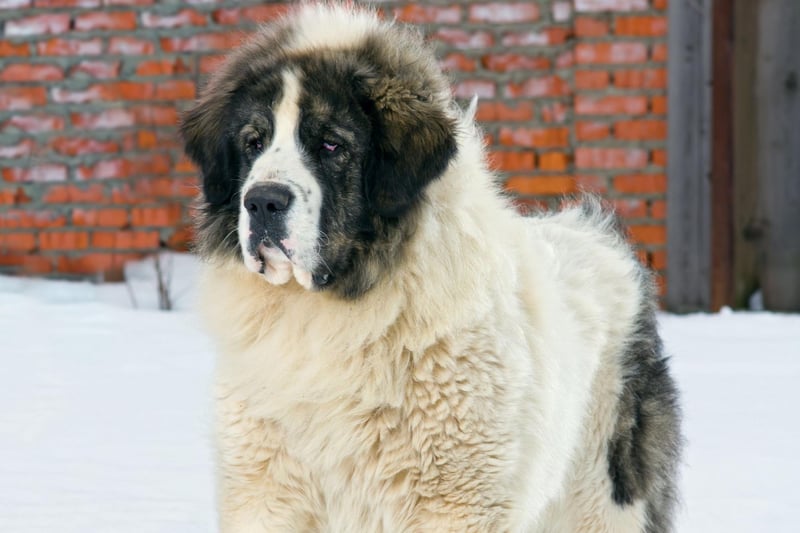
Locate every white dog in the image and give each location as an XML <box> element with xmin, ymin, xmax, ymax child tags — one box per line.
<box><xmin>181</xmin><ymin>4</ymin><xmax>681</xmax><ymax>531</ymax></box>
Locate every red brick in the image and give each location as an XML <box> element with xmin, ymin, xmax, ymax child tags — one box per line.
<box><xmin>614</xmin><ymin>68</ymin><xmax>666</xmax><ymax>89</ymax></box>
<box><xmin>476</xmin><ymin>101</ymin><xmax>535</xmax><ymax>122</ymax></box>
<box><xmin>70</xmin><ymin>60</ymin><xmax>121</xmax><ymax>79</ymax></box>
<box><xmin>39</xmin><ymin>231</ymin><xmax>90</xmax><ymax>250</ymax></box>
<box><xmin>92</xmin><ymin>230</ymin><xmax>159</xmax><ymax>249</ymax></box>
<box><xmin>131</xmin><ymin>204</ymin><xmax>182</xmax><ymax>227</ymax></box>
<box><xmin>501</xmin><ymin>31</ymin><xmax>549</xmax><ymax>47</ymax></box>
<box><xmin>431</xmin><ymin>28</ymin><xmax>494</xmax><ymax>50</ymax></box>
<box><xmin>42</xmin><ymin>184</ymin><xmax>106</xmax><ymax>204</ymax></box>
<box><xmin>576</xmin><ymin>121</ymin><xmax>610</xmax><ymax>141</ymax></box>
<box><xmin>71</xmin><ymin>109</ymin><xmax>136</xmax><ymax>129</ymax></box>
<box><xmin>72</xmin><ymin>208</ymin><xmax>128</xmax><ymax>228</ymax></box>
<box><xmin>0</xmin><ymin>87</ymin><xmax>47</xmax><ymax>111</ymax></box>
<box><xmin>133</xmin><ymin>106</ymin><xmax>179</xmax><ymax>126</ymax></box>
<box><xmin>439</xmin><ymin>53</ymin><xmax>477</xmax><ymax>73</ymax></box>
<box><xmin>651</xmin><ymin>95</ymin><xmax>667</xmax><ymax>114</ymax></box>
<box><xmin>499</xmin><ymin>127</ymin><xmax>569</xmax><ymax>148</ymax></box>
<box><xmin>166</xmin><ymin>225</ymin><xmax>193</xmax><ymax>251</ymax></box>
<box><xmin>76</xmin><ymin>154</ymin><xmax>171</xmax><ymax>181</ymax></box>
<box><xmin>628</xmin><ymin>225</ymin><xmax>666</xmax><ymax>245</ymax></box>
<box><xmin>173</xmin><ymin>157</ymin><xmax>197</xmax><ymax>175</ymax></box>
<box><xmin>37</xmin><ymin>38</ymin><xmax>103</xmax><ymax>56</ymax></box>
<box><xmin>575</xmin><ymin>95</ymin><xmax>648</xmax><ymax>115</ymax></box>
<box><xmin>615</xmin><ymin>16</ymin><xmax>667</xmax><ymax>36</ymax></box>
<box><xmin>135</xmin><ymin>58</ymin><xmax>192</xmax><ymax>76</ymax></box>
<box><xmin>0</xmin><ymin>209</ymin><xmax>66</xmax><ymax>229</ymax></box>
<box><xmin>482</xmin><ymin>54</ymin><xmax>550</xmax><ymax>73</ymax></box>
<box><xmin>155</xmin><ymin>80</ymin><xmax>196</xmax><ymax>100</ymax></box>
<box><xmin>652</xmin><ymin>43</ymin><xmax>668</xmax><ymax>62</ymax></box>
<box><xmin>653</xmin><ymin>0</ymin><xmax>668</xmax><ymax>10</ymax></box>
<box><xmin>615</xmin><ymin>120</ymin><xmax>667</xmax><ymax>140</ymax></box>
<box><xmin>576</xmin><ymin>42</ymin><xmax>648</xmax><ymax>64</ymax></box>
<box><xmin>575</xmin><ymin>0</ymin><xmax>648</xmax><ymax>11</ymax></box>
<box><xmin>0</xmin><ymin>40</ymin><xmax>30</xmax><ymax>57</ymax></box>
<box><xmin>51</xmin><ymin>137</ymin><xmax>119</xmax><ymax>156</ymax></box>
<box><xmin>650</xmin><ymin>200</ymin><xmax>666</xmax><ymax>219</ymax></box>
<box><xmin>575</xmin><ymin>147</ymin><xmax>648</xmax><ymax>169</ymax></box>
<box><xmin>199</xmin><ymin>54</ymin><xmax>226</xmax><ymax>74</ymax></box>
<box><xmin>51</xmin><ymin>86</ymin><xmax>105</xmax><ymax>104</ymax></box>
<box><xmin>506</xmin><ymin>175</ymin><xmax>575</xmax><ymax>195</ymax></box>
<box><xmin>0</xmin><ymin>139</ymin><xmax>35</xmax><ymax>158</ymax></box>
<box><xmin>575</xmin><ymin>17</ymin><xmax>609</xmax><ymax>37</ymax></box>
<box><xmin>108</xmin><ymin>37</ymin><xmax>155</xmax><ymax>55</ymax></box>
<box><xmin>552</xmin><ymin>1</ymin><xmax>572</xmax><ymax>22</ymax></box>
<box><xmin>57</xmin><ymin>253</ymin><xmax>143</xmax><ymax>278</ymax></box>
<box><xmin>613</xmin><ymin>173</ymin><xmax>666</xmax><ymax>193</ymax></box>
<box><xmin>0</xmin><ymin>63</ymin><xmax>63</xmax><ymax>82</ymax></box>
<box><xmin>34</xmin><ymin>0</ymin><xmax>100</xmax><ymax>6</ymax></box>
<box><xmin>575</xmin><ymin>70</ymin><xmax>609</xmax><ymax>90</ymax></box>
<box><xmin>4</xmin><ymin>14</ymin><xmax>70</xmax><ymax>36</ymax></box>
<box><xmin>3</xmin><ymin>164</ymin><xmax>67</xmax><ymax>183</ymax></box>
<box><xmin>0</xmin><ymin>0</ymin><xmax>31</xmax><ymax>9</ymax></box>
<box><xmin>141</xmin><ymin>9</ymin><xmax>207</xmax><ymax>28</ymax></box>
<box><xmin>3</xmin><ymin>114</ymin><xmax>66</xmax><ymax>134</ymax></box>
<box><xmin>0</xmin><ymin>233</ymin><xmax>36</xmax><ymax>252</ymax></box>
<box><xmin>539</xmin><ymin>152</ymin><xmax>569</xmax><ymax>171</ymax></box>
<box><xmin>468</xmin><ymin>3</ymin><xmax>539</xmax><ymax>23</ymax></box>
<box><xmin>131</xmin><ymin>177</ymin><xmax>197</xmax><ymax>199</ymax></box>
<box><xmin>612</xmin><ymin>198</ymin><xmax>648</xmax><ymax>218</ymax></box>
<box><xmin>0</xmin><ymin>186</ymin><xmax>32</xmax><ymax>205</ymax></box>
<box><xmin>505</xmin><ymin>76</ymin><xmax>569</xmax><ymax>98</ymax></box>
<box><xmin>652</xmin><ymin>149</ymin><xmax>667</xmax><ymax>167</ymax></box>
<box><xmin>488</xmin><ymin>151</ymin><xmax>536</xmax><ymax>171</ymax></box>
<box><xmin>0</xmin><ymin>254</ymin><xmax>53</xmax><ymax>275</ymax></box>
<box><xmin>453</xmin><ymin>80</ymin><xmax>495</xmax><ymax>99</ymax></box>
<box><xmin>541</xmin><ymin>102</ymin><xmax>568</xmax><ymax>124</ymax></box>
<box><xmin>212</xmin><ymin>4</ymin><xmax>289</xmax><ymax>25</ymax></box>
<box><xmin>160</xmin><ymin>33</ymin><xmax>243</xmax><ymax>52</ymax></box>
<box><xmin>75</xmin><ymin>12</ymin><xmax>136</xmax><ymax>31</ymax></box>
<box><xmin>395</xmin><ymin>5</ymin><xmax>461</xmax><ymax>24</ymax></box>
<box><xmin>650</xmin><ymin>249</ymin><xmax>666</xmax><ymax>270</ymax></box>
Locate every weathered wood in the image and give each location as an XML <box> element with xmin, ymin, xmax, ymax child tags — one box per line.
<box><xmin>756</xmin><ymin>0</ymin><xmax>800</xmax><ymax>311</ymax></box>
<box><xmin>732</xmin><ymin>0</ymin><xmax>762</xmax><ymax>308</ymax></box>
<box><xmin>711</xmin><ymin>0</ymin><xmax>735</xmax><ymax>311</ymax></box>
<box><xmin>666</xmin><ymin>0</ymin><xmax>712</xmax><ymax>312</ymax></box>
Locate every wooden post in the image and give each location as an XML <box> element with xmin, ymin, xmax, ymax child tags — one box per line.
<box><xmin>710</xmin><ymin>0</ymin><xmax>735</xmax><ymax>311</ymax></box>
<box><xmin>666</xmin><ymin>0</ymin><xmax>712</xmax><ymax>312</ymax></box>
<box><xmin>756</xmin><ymin>0</ymin><xmax>800</xmax><ymax>311</ymax></box>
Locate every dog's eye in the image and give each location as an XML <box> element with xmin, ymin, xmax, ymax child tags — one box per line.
<box><xmin>321</xmin><ymin>141</ymin><xmax>339</xmax><ymax>154</ymax></box>
<box><xmin>247</xmin><ymin>137</ymin><xmax>263</xmax><ymax>154</ymax></box>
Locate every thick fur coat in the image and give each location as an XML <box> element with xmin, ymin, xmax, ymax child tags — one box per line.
<box><xmin>181</xmin><ymin>4</ymin><xmax>681</xmax><ymax>532</ymax></box>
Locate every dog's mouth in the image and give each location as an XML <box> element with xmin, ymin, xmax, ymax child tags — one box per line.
<box><xmin>246</xmin><ymin>239</ymin><xmax>331</xmax><ymax>290</ymax></box>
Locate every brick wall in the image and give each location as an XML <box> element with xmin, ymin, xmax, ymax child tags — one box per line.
<box><xmin>0</xmin><ymin>0</ymin><xmax>668</xmax><ymax>287</ymax></box>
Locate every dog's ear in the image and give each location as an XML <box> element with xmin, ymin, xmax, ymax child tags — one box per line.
<box><xmin>180</xmin><ymin>91</ymin><xmax>240</xmax><ymax>207</ymax></box>
<box><xmin>360</xmin><ymin>75</ymin><xmax>457</xmax><ymax>218</ymax></box>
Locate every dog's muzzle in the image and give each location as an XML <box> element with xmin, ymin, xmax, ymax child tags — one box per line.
<box><xmin>243</xmin><ymin>183</ymin><xmax>294</xmax><ymax>253</ymax></box>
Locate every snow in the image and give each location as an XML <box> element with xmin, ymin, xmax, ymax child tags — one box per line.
<box><xmin>0</xmin><ymin>253</ymin><xmax>798</xmax><ymax>532</ymax></box>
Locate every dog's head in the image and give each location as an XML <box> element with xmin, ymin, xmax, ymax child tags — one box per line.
<box><xmin>181</xmin><ymin>5</ymin><xmax>457</xmax><ymax>298</ymax></box>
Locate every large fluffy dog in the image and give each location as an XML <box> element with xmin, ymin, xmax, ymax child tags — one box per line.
<box><xmin>181</xmin><ymin>4</ymin><xmax>681</xmax><ymax>532</ymax></box>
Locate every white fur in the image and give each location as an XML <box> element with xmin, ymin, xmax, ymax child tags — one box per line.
<box><xmin>239</xmin><ymin>70</ymin><xmax>322</xmax><ymax>289</ymax></box>
<box><xmin>202</xmin><ymin>5</ymin><xmax>650</xmax><ymax>532</ymax></box>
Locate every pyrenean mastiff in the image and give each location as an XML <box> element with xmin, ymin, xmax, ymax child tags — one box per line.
<box><xmin>180</xmin><ymin>4</ymin><xmax>681</xmax><ymax>532</ymax></box>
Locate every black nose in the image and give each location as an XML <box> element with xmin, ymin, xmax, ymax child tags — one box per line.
<box><xmin>244</xmin><ymin>184</ymin><xmax>294</xmax><ymax>227</ymax></box>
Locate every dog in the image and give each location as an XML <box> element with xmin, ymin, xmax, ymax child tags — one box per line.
<box><xmin>180</xmin><ymin>4</ymin><xmax>681</xmax><ymax>531</ymax></box>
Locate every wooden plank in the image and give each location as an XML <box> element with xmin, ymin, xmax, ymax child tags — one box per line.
<box><xmin>666</xmin><ymin>0</ymin><xmax>712</xmax><ymax>312</ymax></box>
<box><xmin>732</xmin><ymin>0</ymin><xmax>762</xmax><ymax>308</ymax></box>
<box><xmin>710</xmin><ymin>0</ymin><xmax>735</xmax><ymax>311</ymax></box>
<box><xmin>756</xmin><ymin>0</ymin><xmax>800</xmax><ymax>310</ymax></box>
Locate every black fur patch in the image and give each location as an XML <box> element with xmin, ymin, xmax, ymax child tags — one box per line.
<box><xmin>607</xmin><ymin>285</ymin><xmax>683</xmax><ymax>532</ymax></box>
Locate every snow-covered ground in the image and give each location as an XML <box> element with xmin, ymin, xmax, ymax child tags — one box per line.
<box><xmin>1</xmin><ymin>254</ymin><xmax>798</xmax><ymax>532</ymax></box>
